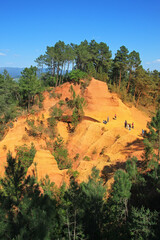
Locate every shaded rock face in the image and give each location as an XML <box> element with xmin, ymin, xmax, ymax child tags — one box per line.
<box><xmin>0</xmin><ymin>78</ymin><xmax>149</xmax><ymax>186</ymax></box>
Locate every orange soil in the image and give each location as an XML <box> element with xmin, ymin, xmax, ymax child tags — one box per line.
<box><xmin>0</xmin><ymin>78</ymin><xmax>150</xmax><ymax>186</ymax></box>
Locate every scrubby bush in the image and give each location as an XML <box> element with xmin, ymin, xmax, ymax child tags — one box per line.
<box><xmin>58</xmin><ymin>100</ymin><xmax>65</xmax><ymax>106</ymax></box>
<box><xmin>15</xmin><ymin>143</ymin><xmax>36</xmax><ymax>172</ymax></box>
<box><xmin>68</xmin><ymin>69</ymin><xmax>87</xmax><ymax>84</ymax></box>
<box><xmin>53</xmin><ymin>135</ymin><xmax>72</xmax><ymax>169</ymax></box>
<box><xmin>83</xmin><ymin>156</ymin><xmax>90</xmax><ymax>161</ymax></box>
<box><xmin>74</xmin><ymin>153</ymin><xmax>80</xmax><ymax>161</ymax></box>
<box><xmin>50</xmin><ymin>106</ymin><xmax>63</xmax><ymax>120</ymax></box>
<box><xmin>67</xmin><ymin>169</ymin><xmax>79</xmax><ymax>178</ymax></box>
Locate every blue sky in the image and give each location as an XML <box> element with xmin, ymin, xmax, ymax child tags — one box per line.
<box><xmin>0</xmin><ymin>0</ymin><xmax>160</xmax><ymax>71</ymax></box>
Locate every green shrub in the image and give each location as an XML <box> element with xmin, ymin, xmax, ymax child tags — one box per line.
<box><xmin>53</xmin><ymin>135</ymin><xmax>72</xmax><ymax>170</ymax></box>
<box><xmin>49</xmin><ymin>90</ymin><xmax>56</xmax><ymax>98</ymax></box>
<box><xmin>47</xmin><ymin>116</ymin><xmax>57</xmax><ymax>128</ymax></box>
<box><xmin>83</xmin><ymin>156</ymin><xmax>90</xmax><ymax>161</ymax></box>
<box><xmin>26</xmin><ymin>119</ymin><xmax>44</xmax><ymax>138</ymax></box>
<box><xmin>58</xmin><ymin>100</ymin><xmax>65</xmax><ymax>106</ymax></box>
<box><xmin>67</xmin><ymin>169</ymin><xmax>79</xmax><ymax>178</ymax></box>
<box><xmin>80</xmin><ymin>79</ymin><xmax>91</xmax><ymax>94</ymax></box>
<box><xmin>71</xmin><ymin>108</ymin><xmax>79</xmax><ymax>129</ymax></box>
<box><xmin>74</xmin><ymin>153</ymin><xmax>80</xmax><ymax>161</ymax></box>
<box><xmin>50</xmin><ymin>106</ymin><xmax>63</xmax><ymax>120</ymax></box>
<box><xmin>15</xmin><ymin>143</ymin><xmax>36</xmax><ymax>172</ymax></box>
<box><xmin>39</xmin><ymin>102</ymin><xmax>43</xmax><ymax>108</ymax></box>
<box><xmin>68</xmin><ymin>69</ymin><xmax>87</xmax><ymax>84</ymax></box>
<box><xmin>8</xmin><ymin>122</ymin><xmax>14</xmax><ymax>128</ymax></box>
<box><xmin>30</xmin><ymin>109</ymin><xmax>35</xmax><ymax>115</ymax></box>
<box><xmin>26</xmin><ymin>119</ymin><xmax>35</xmax><ymax>127</ymax></box>
<box><xmin>39</xmin><ymin>92</ymin><xmax>44</xmax><ymax>102</ymax></box>
<box><xmin>67</xmin><ymin>99</ymin><xmax>74</xmax><ymax>109</ymax></box>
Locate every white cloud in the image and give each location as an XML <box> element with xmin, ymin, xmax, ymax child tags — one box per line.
<box><xmin>146</xmin><ymin>59</ymin><xmax>160</xmax><ymax>65</ymax></box>
<box><xmin>0</xmin><ymin>52</ymin><xmax>6</xmax><ymax>56</ymax></box>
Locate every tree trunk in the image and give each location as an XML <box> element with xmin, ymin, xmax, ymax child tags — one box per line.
<box><xmin>118</xmin><ymin>69</ymin><xmax>121</xmax><ymax>90</ymax></box>
<box><xmin>127</xmin><ymin>71</ymin><xmax>131</xmax><ymax>92</ymax></box>
<box><xmin>72</xmin><ymin>60</ymin><xmax>74</xmax><ymax>70</ymax></box>
<box><xmin>68</xmin><ymin>61</ymin><xmax>70</xmax><ymax>73</ymax></box>
<box><xmin>124</xmin><ymin>198</ymin><xmax>128</xmax><ymax>221</ymax></box>
<box><xmin>56</xmin><ymin>63</ymin><xmax>59</xmax><ymax>87</ymax></box>
<box><xmin>134</xmin><ymin>86</ymin><xmax>137</xmax><ymax>98</ymax></box>
<box><xmin>62</xmin><ymin>63</ymin><xmax>65</xmax><ymax>84</ymax></box>
<box><xmin>59</xmin><ymin>67</ymin><xmax>62</xmax><ymax>85</ymax></box>
<box><xmin>136</xmin><ymin>91</ymin><xmax>141</xmax><ymax>107</ymax></box>
<box><xmin>73</xmin><ymin>210</ymin><xmax>77</xmax><ymax>240</ymax></box>
<box><xmin>52</xmin><ymin>59</ymin><xmax>55</xmax><ymax>77</ymax></box>
<box><xmin>67</xmin><ymin>211</ymin><xmax>71</xmax><ymax>240</ymax></box>
<box><xmin>158</xmin><ymin>129</ymin><xmax>160</xmax><ymax>162</ymax></box>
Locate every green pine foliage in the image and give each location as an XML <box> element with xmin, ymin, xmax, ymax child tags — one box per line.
<box><xmin>68</xmin><ymin>69</ymin><xmax>87</xmax><ymax>84</ymax></box>
<box><xmin>129</xmin><ymin>206</ymin><xmax>158</xmax><ymax>240</ymax></box>
<box><xmin>106</xmin><ymin>169</ymin><xmax>132</xmax><ymax>238</ymax></box>
<box><xmin>53</xmin><ymin>135</ymin><xmax>72</xmax><ymax>169</ymax></box>
<box><xmin>19</xmin><ymin>66</ymin><xmax>41</xmax><ymax>110</ymax></box>
<box><xmin>144</xmin><ymin>110</ymin><xmax>160</xmax><ymax>172</ymax></box>
<box><xmin>15</xmin><ymin>143</ymin><xmax>36</xmax><ymax>172</ymax></box>
<box><xmin>0</xmin><ymin>70</ymin><xmax>19</xmax><ymax>139</ymax></box>
<box><xmin>80</xmin><ymin>167</ymin><xmax>107</xmax><ymax>239</ymax></box>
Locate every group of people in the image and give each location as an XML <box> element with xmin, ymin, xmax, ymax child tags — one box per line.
<box><xmin>103</xmin><ymin>115</ymin><xmax>135</xmax><ymax>131</ymax></box>
<box><xmin>124</xmin><ymin>120</ymin><xmax>134</xmax><ymax>130</ymax></box>
<box><xmin>102</xmin><ymin>114</ymin><xmax>148</xmax><ymax>138</ymax></box>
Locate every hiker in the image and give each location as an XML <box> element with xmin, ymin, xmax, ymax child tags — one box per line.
<box><xmin>103</xmin><ymin>120</ymin><xmax>107</xmax><ymax>124</ymax></box>
<box><xmin>124</xmin><ymin>120</ymin><xmax>127</xmax><ymax>128</ymax></box>
<box><xmin>142</xmin><ymin>129</ymin><xmax>144</xmax><ymax>136</ymax></box>
<box><xmin>129</xmin><ymin>124</ymin><xmax>131</xmax><ymax>131</ymax></box>
<box><xmin>113</xmin><ymin>114</ymin><xmax>117</xmax><ymax>120</ymax></box>
<box><xmin>132</xmin><ymin>122</ymin><xmax>134</xmax><ymax>129</ymax></box>
<box><xmin>107</xmin><ymin>116</ymin><xmax>109</xmax><ymax>123</ymax></box>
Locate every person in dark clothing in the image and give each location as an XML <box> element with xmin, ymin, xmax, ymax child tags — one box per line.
<box><xmin>125</xmin><ymin>120</ymin><xmax>127</xmax><ymax>128</ymax></box>
<box><xmin>132</xmin><ymin>122</ymin><xmax>134</xmax><ymax>129</ymax></box>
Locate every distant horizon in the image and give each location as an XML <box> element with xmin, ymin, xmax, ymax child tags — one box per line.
<box><xmin>0</xmin><ymin>40</ymin><xmax>160</xmax><ymax>72</ymax></box>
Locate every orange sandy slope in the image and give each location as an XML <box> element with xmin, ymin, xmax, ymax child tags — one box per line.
<box><xmin>0</xmin><ymin>78</ymin><xmax>150</xmax><ymax>186</ymax></box>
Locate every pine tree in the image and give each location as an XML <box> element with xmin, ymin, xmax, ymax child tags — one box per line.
<box><xmin>80</xmin><ymin>167</ymin><xmax>107</xmax><ymax>240</ymax></box>
<box><xmin>19</xmin><ymin>66</ymin><xmax>41</xmax><ymax>110</ymax></box>
<box><xmin>114</xmin><ymin>46</ymin><xmax>129</xmax><ymax>90</ymax></box>
<box><xmin>0</xmin><ymin>150</ymin><xmax>58</xmax><ymax>239</ymax></box>
<box><xmin>106</xmin><ymin>169</ymin><xmax>132</xmax><ymax>239</ymax></box>
<box><xmin>128</xmin><ymin>206</ymin><xmax>158</xmax><ymax>240</ymax></box>
<box><xmin>144</xmin><ymin>110</ymin><xmax>160</xmax><ymax>178</ymax></box>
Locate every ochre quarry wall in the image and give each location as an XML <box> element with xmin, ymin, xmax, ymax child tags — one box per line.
<box><xmin>0</xmin><ymin>78</ymin><xmax>150</xmax><ymax>186</ymax></box>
